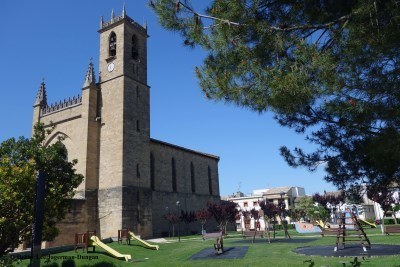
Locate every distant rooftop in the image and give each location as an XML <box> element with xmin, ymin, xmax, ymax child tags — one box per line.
<box><xmin>252</xmin><ymin>188</ymin><xmax>269</xmax><ymax>195</ymax></box>
<box><xmin>225</xmin><ymin>186</ymin><xmax>305</xmax><ymax>200</ymax></box>
<box><xmin>263</xmin><ymin>186</ymin><xmax>292</xmax><ymax>196</ymax></box>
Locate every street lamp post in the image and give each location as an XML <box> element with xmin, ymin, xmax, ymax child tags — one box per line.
<box><xmin>176</xmin><ymin>201</ymin><xmax>181</xmax><ymax>242</ymax></box>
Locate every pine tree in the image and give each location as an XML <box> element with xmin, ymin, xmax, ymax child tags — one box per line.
<box><xmin>151</xmin><ymin>0</ymin><xmax>400</xmax><ymax>194</ymax></box>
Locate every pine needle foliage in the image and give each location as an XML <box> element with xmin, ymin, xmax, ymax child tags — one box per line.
<box><xmin>151</xmin><ymin>0</ymin><xmax>400</xmax><ymax>194</ymax></box>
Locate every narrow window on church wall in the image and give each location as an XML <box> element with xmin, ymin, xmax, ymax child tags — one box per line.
<box><xmin>133</xmin><ymin>63</ymin><xmax>139</xmax><ymax>76</ymax></box>
<box><xmin>109</xmin><ymin>32</ymin><xmax>117</xmax><ymax>57</ymax></box>
<box><xmin>136</xmin><ymin>163</ymin><xmax>140</xmax><ymax>178</ymax></box>
<box><xmin>172</xmin><ymin>158</ymin><xmax>177</xmax><ymax>192</ymax></box>
<box><xmin>208</xmin><ymin>166</ymin><xmax>212</xmax><ymax>195</ymax></box>
<box><xmin>136</xmin><ymin>85</ymin><xmax>139</xmax><ymax>100</ymax></box>
<box><xmin>137</xmin><ymin>206</ymin><xmax>141</xmax><ymax>222</ymax></box>
<box><xmin>150</xmin><ymin>153</ymin><xmax>155</xmax><ymax>190</ymax></box>
<box><xmin>132</xmin><ymin>35</ymin><xmax>138</xmax><ymax>60</ymax></box>
<box><xmin>191</xmin><ymin>162</ymin><xmax>195</xmax><ymax>193</ymax></box>
<box><xmin>136</xmin><ymin>120</ymin><xmax>140</xmax><ymax>132</ymax></box>
<box><xmin>137</xmin><ymin>192</ymin><xmax>140</xmax><ymax>203</ymax></box>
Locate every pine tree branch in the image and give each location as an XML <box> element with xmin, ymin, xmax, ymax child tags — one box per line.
<box><xmin>306</xmin><ymin>105</ymin><xmax>380</xmax><ymax>134</ymax></box>
<box><xmin>177</xmin><ymin>1</ymin><xmax>241</xmax><ymax>26</ymax></box>
<box><xmin>175</xmin><ymin>1</ymin><xmax>353</xmax><ymax>31</ymax></box>
<box><xmin>267</xmin><ymin>14</ymin><xmax>352</xmax><ymax>32</ymax></box>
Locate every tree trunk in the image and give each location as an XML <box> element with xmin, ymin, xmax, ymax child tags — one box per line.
<box><xmin>264</xmin><ymin>220</ymin><xmax>271</xmax><ymax>243</ymax></box>
<box><xmin>273</xmin><ymin>219</ymin><xmax>276</xmax><ymax>239</ymax></box>
<box><xmin>218</xmin><ymin>222</ymin><xmax>224</xmax><ymax>233</ymax></box>
<box><xmin>392</xmin><ymin>209</ymin><xmax>398</xmax><ymax>224</ymax></box>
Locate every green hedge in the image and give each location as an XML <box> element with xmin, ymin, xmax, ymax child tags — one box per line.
<box><xmin>384</xmin><ymin>218</ymin><xmax>397</xmax><ymax>225</ymax></box>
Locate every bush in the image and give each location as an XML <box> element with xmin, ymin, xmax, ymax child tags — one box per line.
<box><xmin>384</xmin><ymin>219</ymin><xmax>396</xmax><ymax>225</ymax></box>
<box><xmin>271</xmin><ymin>224</ymin><xmax>295</xmax><ymax>231</ymax></box>
<box><xmin>0</xmin><ymin>255</ymin><xmax>16</xmax><ymax>267</ymax></box>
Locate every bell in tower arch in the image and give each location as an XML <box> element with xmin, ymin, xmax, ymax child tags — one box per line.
<box><xmin>109</xmin><ymin>32</ymin><xmax>117</xmax><ymax>57</ymax></box>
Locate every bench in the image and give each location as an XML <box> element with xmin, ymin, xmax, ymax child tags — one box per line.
<box><xmin>242</xmin><ymin>230</ymin><xmax>264</xmax><ymax>243</ymax></box>
<box><xmin>75</xmin><ymin>231</ymin><xmax>96</xmax><ymax>252</ymax></box>
<box><xmin>118</xmin><ymin>228</ymin><xmax>131</xmax><ymax>245</ymax></box>
<box><xmin>315</xmin><ymin>223</ymin><xmax>340</xmax><ymax>237</ymax></box>
<box><xmin>385</xmin><ymin>225</ymin><xmax>400</xmax><ymax>235</ymax></box>
<box><xmin>320</xmin><ymin>228</ymin><xmax>338</xmax><ymax>237</ymax></box>
<box><xmin>202</xmin><ymin>231</ymin><xmax>224</xmax><ymax>255</ymax></box>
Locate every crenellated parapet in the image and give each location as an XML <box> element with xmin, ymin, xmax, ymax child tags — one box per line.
<box><xmin>99</xmin><ymin>5</ymin><xmax>147</xmax><ymax>36</ymax></box>
<box><xmin>38</xmin><ymin>59</ymin><xmax>97</xmax><ymax>117</ymax></box>
<box><xmin>41</xmin><ymin>94</ymin><xmax>82</xmax><ymax>116</ymax></box>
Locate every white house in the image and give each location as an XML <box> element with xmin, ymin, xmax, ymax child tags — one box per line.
<box><xmin>225</xmin><ymin>186</ymin><xmax>306</xmax><ymax>231</ymax></box>
<box><xmin>372</xmin><ymin>190</ymin><xmax>400</xmax><ymax>223</ymax></box>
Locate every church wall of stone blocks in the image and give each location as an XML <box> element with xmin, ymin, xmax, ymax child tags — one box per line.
<box><xmin>32</xmin><ymin>9</ymin><xmax>220</xmax><ymax>247</ymax></box>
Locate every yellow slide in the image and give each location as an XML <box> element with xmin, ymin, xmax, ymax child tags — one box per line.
<box><xmin>129</xmin><ymin>231</ymin><xmax>159</xmax><ymax>250</ymax></box>
<box><xmin>358</xmin><ymin>218</ymin><xmax>377</xmax><ymax>228</ymax></box>
<box><xmin>315</xmin><ymin>220</ymin><xmax>326</xmax><ymax>228</ymax></box>
<box><xmin>90</xmin><ymin>236</ymin><xmax>131</xmax><ymax>262</ymax></box>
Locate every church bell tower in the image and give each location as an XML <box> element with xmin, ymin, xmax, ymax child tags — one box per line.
<box><xmin>97</xmin><ymin>6</ymin><xmax>152</xmax><ymax>238</ymax></box>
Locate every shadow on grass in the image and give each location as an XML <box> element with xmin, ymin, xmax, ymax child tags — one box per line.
<box><xmin>43</xmin><ymin>260</ymin><xmax>78</xmax><ymax>267</ymax></box>
<box><xmin>86</xmin><ymin>250</ymin><xmax>110</xmax><ymax>256</ymax></box>
<box><xmin>232</xmin><ymin>237</ymin><xmax>318</xmax><ymax>244</ymax></box>
<box><xmin>272</xmin><ymin>237</ymin><xmax>318</xmax><ymax>243</ymax></box>
<box><xmin>128</xmin><ymin>244</ymin><xmax>158</xmax><ymax>250</ymax></box>
<box><xmin>294</xmin><ymin>244</ymin><xmax>400</xmax><ymax>257</ymax></box>
<box><xmin>43</xmin><ymin>261</ymin><xmax>117</xmax><ymax>267</ymax></box>
<box><xmin>42</xmin><ymin>259</ymin><xmax>79</xmax><ymax>267</ymax></box>
<box><xmin>81</xmin><ymin>262</ymin><xmax>117</xmax><ymax>267</ymax></box>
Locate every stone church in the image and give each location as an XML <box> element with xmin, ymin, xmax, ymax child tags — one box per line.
<box><xmin>32</xmin><ymin>8</ymin><xmax>220</xmax><ymax>247</ymax></box>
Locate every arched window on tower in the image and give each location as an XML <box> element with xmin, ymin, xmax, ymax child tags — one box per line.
<box><xmin>208</xmin><ymin>166</ymin><xmax>212</xmax><ymax>195</ymax></box>
<box><xmin>150</xmin><ymin>153</ymin><xmax>155</xmax><ymax>190</ymax></box>
<box><xmin>190</xmin><ymin>162</ymin><xmax>196</xmax><ymax>193</ymax></box>
<box><xmin>132</xmin><ymin>35</ymin><xmax>138</xmax><ymax>60</ymax></box>
<box><xmin>172</xmin><ymin>158</ymin><xmax>177</xmax><ymax>192</ymax></box>
<box><xmin>109</xmin><ymin>32</ymin><xmax>117</xmax><ymax>57</ymax></box>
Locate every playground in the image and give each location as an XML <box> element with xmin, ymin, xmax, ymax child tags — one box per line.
<box><xmin>11</xmin><ymin>227</ymin><xmax>400</xmax><ymax>267</ymax></box>
<box><xmin>9</xmin><ymin>204</ymin><xmax>400</xmax><ymax>266</ymax></box>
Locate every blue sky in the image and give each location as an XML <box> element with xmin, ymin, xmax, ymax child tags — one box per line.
<box><xmin>0</xmin><ymin>0</ymin><xmax>336</xmax><ymax>196</ymax></box>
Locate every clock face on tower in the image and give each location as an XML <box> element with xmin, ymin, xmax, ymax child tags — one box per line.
<box><xmin>107</xmin><ymin>62</ymin><xmax>115</xmax><ymax>72</ymax></box>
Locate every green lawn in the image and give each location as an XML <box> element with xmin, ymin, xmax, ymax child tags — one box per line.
<box><xmin>10</xmin><ymin>229</ymin><xmax>400</xmax><ymax>267</ymax></box>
